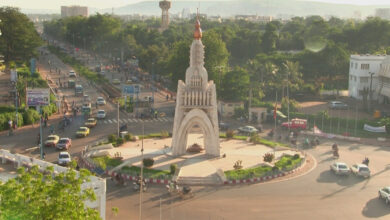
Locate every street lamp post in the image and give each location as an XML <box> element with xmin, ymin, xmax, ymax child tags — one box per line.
<box><xmin>368</xmin><ymin>72</ymin><xmax>375</xmax><ymax>112</ymax></box>
<box><xmin>139</xmin><ymin>121</ymin><xmax>145</xmax><ymax>220</ymax></box>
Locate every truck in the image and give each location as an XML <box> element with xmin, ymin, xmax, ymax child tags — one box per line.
<box><xmin>281</xmin><ymin>118</ymin><xmax>307</xmax><ymax>130</ymax></box>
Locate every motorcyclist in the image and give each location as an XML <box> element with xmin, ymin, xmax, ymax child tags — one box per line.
<box><xmin>314</xmin><ymin>137</ymin><xmax>320</xmax><ymax>145</ymax></box>
<box><xmin>363</xmin><ymin>157</ymin><xmax>369</xmax><ymax>166</ymax></box>
<box><xmin>332</xmin><ymin>143</ymin><xmax>338</xmax><ymax>151</ymax></box>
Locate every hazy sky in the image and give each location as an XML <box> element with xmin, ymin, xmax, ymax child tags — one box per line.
<box><xmin>1</xmin><ymin>0</ymin><xmax>390</xmax><ymax>10</ymax></box>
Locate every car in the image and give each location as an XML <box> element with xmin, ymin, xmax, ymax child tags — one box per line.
<box><xmin>379</xmin><ymin>186</ymin><xmax>390</xmax><ymax>205</ymax></box>
<box><xmin>237</xmin><ymin>126</ymin><xmax>258</xmax><ymax>134</ymax></box>
<box><xmin>330</xmin><ymin>162</ymin><xmax>350</xmax><ymax>175</ymax></box>
<box><xmin>329</xmin><ymin>101</ymin><xmax>348</xmax><ymax>110</ymax></box>
<box><xmin>112</xmin><ymin>79</ymin><xmax>120</xmax><ymax>85</ymax></box>
<box><xmin>97</xmin><ymin>110</ymin><xmax>106</xmax><ymax>119</ymax></box>
<box><xmin>69</xmin><ymin>70</ymin><xmax>76</xmax><ymax>78</ymax></box>
<box><xmin>58</xmin><ymin>151</ymin><xmax>71</xmax><ymax>166</ymax></box>
<box><xmin>56</xmin><ymin>138</ymin><xmax>72</xmax><ymax>150</ymax></box>
<box><xmin>96</xmin><ymin>97</ymin><xmax>106</xmax><ymax>105</ymax></box>
<box><xmin>350</xmin><ymin>164</ymin><xmax>371</xmax><ymax>178</ymax></box>
<box><xmin>125</xmin><ymin>79</ymin><xmax>133</xmax><ymax>84</ymax></box>
<box><xmin>44</xmin><ymin>135</ymin><xmax>60</xmax><ymax>147</ymax></box>
<box><xmin>84</xmin><ymin>118</ymin><xmax>97</xmax><ymax>128</ymax></box>
<box><xmin>76</xmin><ymin>127</ymin><xmax>90</xmax><ymax>137</ymax></box>
<box><xmin>219</xmin><ymin>122</ymin><xmax>229</xmax><ymax>131</ymax></box>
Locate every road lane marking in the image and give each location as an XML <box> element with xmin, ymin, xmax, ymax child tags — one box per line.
<box><xmin>108</xmin><ymin>120</ymin><xmax>112</xmax><ymax>123</ymax></box>
<box><xmin>112</xmin><ymin>119</ymin><xmax>117</xmax><ymax>123</ymax></box>
<box><xmin>103</xmin><ymin>120</ymin><xmax>108</xmax><ymax>124</ymax></box>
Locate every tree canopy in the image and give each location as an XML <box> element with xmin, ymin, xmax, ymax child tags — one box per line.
<box><xmin>0</xmin><ymin>165</ymin><xmax>101</xmax><ymax>220</ymax></box>
<box><xmin>0</xmin><ymin>7</ymin><xmax>42</xmax><ymax>66</ymax></box>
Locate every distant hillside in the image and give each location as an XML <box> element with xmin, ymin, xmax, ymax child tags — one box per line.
<box><xmin>95</xmin><ymin>0</ymin><xmax>387</xmax><ymax>18</ymax></box>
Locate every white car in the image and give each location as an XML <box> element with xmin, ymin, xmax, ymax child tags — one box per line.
<box><xmin>329</xmin><ymin>101</ymin><xmax>348</xmax><ymax>110</ymax></box>
<box><xmin>350</xmin><ymin>164</ymin><xmax>371</xmax><ymax>178</ymax></box>
<box><xmin>379</xmin><ymin>186</ymin><xmax>390</xmax><ymax>205</ymax></box>
<box><xmin>97</xmin><ymin>110</ymin><xmax>106</xmax><ymax>119</ymax></box>
<box><xmin>69</xmin><ymin>70</ymin><xmax>76</xmax><ymax>77</ymax></box>
<box><xmin>330</xmin><ymin>162</ymin><xmax>350</xmax><ymax>175</ymax></box>
<box><xmin>238</xmin><ymin>126</ymin><xmax>258</xmax><ymax>134</ymax></box>
<box><xmin>58</xmin><ymin>151</ymin><xmax>71</xmax><ymax>166</ymax></box>
<box><xmin>96</xmin><ymin>97</ymin><xmax>106</xmax><ymax>105</ymax></box>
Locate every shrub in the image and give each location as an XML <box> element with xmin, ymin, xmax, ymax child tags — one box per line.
<box><xmin>143</xmin><ymin>158</ymin><xmax>154</xmax><ymax>168</ymax></box>
<box><xmin>170</xmin><ymin>164</ymin><xmax>177</xmax><ymax>175</ymax></box>
<box><xmin>23</xmin><ymin>109</ymin><xmax>40</xmax><ymax>125</ymax></box>
<box><xmin>226</xmin><ymin>130</ymin><xmax>234</xmax><ymax>138</ymax></box>
<box><xmin>250</xmin><ymin>133</ymin><xmax>261</xmax><ymax>144</ymax></box>
<box><xmin>263</xmin><ymin>153</ymin><xmax>275</xmax><ymax>163</ymax></box>
<box><xmin>186</xmin><ymin>143</ymin><xmax>203</xmax><ymax>153</ymax></box>
<box><xmin>293</xmin><ymin>154</ymin><xmax>300</xmax><ymax>160</ymax></box>
<box><xmin>272</xmin><ymin>166</ymin><xmax>279</xmax><ymax>172</ymax></box>
<box><xmin>124</xmin><ymin>133</ymin><xmax>132</xmax><ymax>141</ymax></box>
<box><xmin>160</xmin><ymin>130</ymin><xmax>169</xmax><ymax>138</ymax></box>
<box><xmin>108</xmin><ymin>134</ymin><xmax>117</xmax><ymax>143</ymax></box>
<box><xmin>116</xmin><ymin>137</ymin><xmax>124</xmax><ymax>146</ymax></box>
<box><xmin>286</xmin><ymin>160</ymin><xmax>292</xmax><ymax>165</ymax></box>
<box><xmin>233</xmin><ymin>160</ymin><xmax>243</xmax><ymax>170</ymax></box>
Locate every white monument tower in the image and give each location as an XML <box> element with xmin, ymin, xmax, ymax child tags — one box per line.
<box><xmin>159</xmin><ymin>0</ymin><xmax>171</xmax><ymax>30</ymax></box>
<box><xmin>171</xmin><ymin>18</ymin><xmax>220</xmax><ymax>157</ymax></box>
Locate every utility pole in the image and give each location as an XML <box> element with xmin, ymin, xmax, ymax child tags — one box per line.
<box><xmin>287</xmin><ymin>73</ymin><xmax>290</xmax><ymax>134</ymax></box>
<box><xmin>152</xmin><ymin>61</ymin><xmax>155</xmax><ymax>111</ymax></box>
<box><xmin>117</xmin><ymin>100</ymin><xmax>120</xmax><ymax>136</ymax></box>
<box><xmin>139</xmin><ymin>121</ymin><xmax>145</xmax><ymax>220</ymax></box>
<box><xmin>39</xmin><ymin>107</ymin><xmax>43</xmax><ymax>159</ymax></box>
<box><xmin>368</xmin><ymin>72</ymin><xmax>375</xmax><ymax>112</ymax></box>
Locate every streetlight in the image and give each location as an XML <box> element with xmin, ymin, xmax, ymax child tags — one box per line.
<box><xmin>139</xmin><ymin>121</ymin><xmax>145</xmax><ymax>220</ymax></box>
<box><xmin>368</xmin><ymin>72</ymin><xmax>375</xmax><ymax>112</ymax></box>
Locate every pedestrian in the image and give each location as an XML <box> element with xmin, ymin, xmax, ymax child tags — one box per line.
<box><xmin>166</xmin><ymin>94</ymin><xmax>169</xmax><ymax>101</ymax></box>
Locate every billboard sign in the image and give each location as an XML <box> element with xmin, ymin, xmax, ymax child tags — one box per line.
<box><xmin>30</xmin><ymin>58</ymin><xmax>36</xmax><ymax>75</ymax></box>
<box><xmin>122</xmin><ymin>84</ymin><xmax>140</xmax><ymax>95</ymax></box>
<box><xmin>10</xmin><ymin>69</ymin><xmax>18</xmax><ymax>82</ymax></box>
<box><xmin>27</xmin><ymin>88</ymin><xmax>50</xmax><ymax>106</ymax></box>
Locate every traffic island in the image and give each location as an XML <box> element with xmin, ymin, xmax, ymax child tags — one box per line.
<box><xmin>80</xmin><ymin>134</ymin><xmax>310</xmax><ymax>186</ymax></box>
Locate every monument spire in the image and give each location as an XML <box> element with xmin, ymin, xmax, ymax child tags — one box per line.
<box><xmin>193</xmin><ymin>8</ymin><xmax>202</xmax><ymax>40</ymax></box>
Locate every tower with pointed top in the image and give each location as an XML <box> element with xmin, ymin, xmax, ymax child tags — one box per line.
<box><xmin>159</xmin><ymin>0</ymin><xmax>171</xmax><ymax>31</ymax></box>
<box><xmin>171</xmin><ymin>18</ymin><xmax>220</xmax><ymax>157</ymax></box>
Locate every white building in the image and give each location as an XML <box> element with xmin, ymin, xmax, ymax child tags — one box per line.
<box><xmin>375</xmin><ymin>8</ymin><xmax>390</xmax><ymax>20</ymax></box>
<box><xmin>61</xmin><ymin>6</ymin><xmax>88</xmax><ymax>18</ymax></box>
<box><xmin>348</xmin><ymin>54</ymin><xmax>390</xmax><ymax>104</ymax></box>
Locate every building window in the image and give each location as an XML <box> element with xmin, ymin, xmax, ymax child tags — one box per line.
<box><xmin>360</xmin><ymin>77</ymin><xmax>369</xmax><ymax>83</ymax></box>
<box><xmin>350</xmin><ymin>62</ymin><xmax>353</xmax><ymax>68</ymax></box>
<box><xmin>361</xmin><ymin>64</ymin><xmax>370</xmax><ymax>70</ymax></box>
<box><xmin>355</xmin><ymin>63</ymin><xmax>358</xmax><ymax>69</ymax></box>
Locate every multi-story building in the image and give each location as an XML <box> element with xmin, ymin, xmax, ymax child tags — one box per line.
<box><xmin>348</xmin><ymin>54</ymin><xmax>390</xmax><ymax>104</ymax></box>
<box><xmin>61</xmin><ymin>6</ymin><xmax>88</xmax><ymax>18</ymax></box>
<box><xmin>377</xmin><ymin>57</ymin><xmax>390</xmax><ymax>104</ymax></box>
<box><xmin>375</xmin><ymin>8</ymin><xmax>390</xmax><ymax>20</ymax></box>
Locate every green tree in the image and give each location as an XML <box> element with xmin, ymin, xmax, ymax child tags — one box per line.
<box><xmin>0</xmin><ymin>165</ymin><xmax>101</xmax><ymax>220</ymax></box>
<box><xmin>221</xmin><ymin>66</ymin><xmax>250</xmax><ymax>101</ymax></box>
<box><xmin>0</xmin><ymin>7</ymin><xmax>42</xmax><ymax>66</ymax></box>
<box><xmin>202</xmin><ymin>30</ymin><xmax>229</xmax><ymax>83</ymax></box>
<box><xmin>261</xmin><ymin>23</ymin><xmax>278</xmax><ymax>53</ymax></box>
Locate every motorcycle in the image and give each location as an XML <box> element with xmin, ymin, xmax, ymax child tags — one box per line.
<box><xmin>333</xmin><ymin>149</ymin><xmax>339</xmax><ymax>159</ymax></box>
<box><xmin>133</xmin><ymin>180</ymin><xmax>147</xmax><ymax>192</ymax></box>
<box><xmin>362</xmin><ymin>157</ymin><xmax>369</xmax><ymax>166</ymax></box>
<box><xmin>332</xmin><ymin>143</ymin><xmax>338</xmax><ymax>151</ymax></box>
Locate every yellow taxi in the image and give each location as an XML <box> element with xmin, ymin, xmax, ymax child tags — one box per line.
<box><xmin>76</xmin><ymin>127</ymin><xmax>90</xmax><ymax>138</ymax></box>
<box><xmin>84</xmin><ymin>118</ymin><xmax>97</xmax><ymax>128</ymax></box>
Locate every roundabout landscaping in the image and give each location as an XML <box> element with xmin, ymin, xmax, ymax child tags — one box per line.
<box><xmin>80</xmin><ymin>132</ymin><xmax>315</xmax><ymax>186</ymax></box>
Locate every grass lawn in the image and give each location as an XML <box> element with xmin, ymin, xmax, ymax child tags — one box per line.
<box><xmin>121</xmin><ymin>166</ymin><xmax>171</xmax><ymax>179</ymax></box>
<box><xmin>224</xmin><ymin>155</ymin><xmax>302</xmax><ymax>180</ymax></box>
<box><xmin>91</xmin><ymin>156</ymin><xmax>122</xmax><ymax>170</ymax></box>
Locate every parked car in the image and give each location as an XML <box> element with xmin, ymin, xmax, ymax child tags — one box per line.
<box><xmin>144</xmin><ymin>96</ymin><xmax>154</xmax><ymax>103</ymax></box>
<box><xmin>58</xmin><ymin>151</ymin><xmax>71</xmax><ymax>166</ymax></box>
<box><xmin>69</xmin><ymin>70</ymin><xmax>76</xmax><ymax>78</ymax></box>
<box><xmin>44</xmin><ymin>135</ymin><xmax>60</xmax><ymax>147</ymax></box>
<box><xmin>330</xmin><ymin>162</ymin><xmax>350</xmax><ymax>175</ymax></box>
<box><xmin>76</xmin><ymin>127</ymin><xmax>90</xmax><ymax>137</ymax></box>
<box><xmin>281</xmin><ymin>118</ymin><xmax>307</xmax><ymax>130</ymax></box>
<box><xmin>56</xmin><ymin>138</ymin><xmax>72</xmax><ymax>150</ymax></box>
<box><xmin>238</xmin><ymin>126</ymin><xmax>258</xmax><ymax>134</ymax></box>
<box><xmin>84</xmin><ymin>118</ymin><xmax>97</xmax><ymax>128</ymax></box>
<box><xmin>112</xmin><ymin>79</ymin><xmax>120</xmax><ymax>85</ymax></box>
<box><xmin>219</xmin><ymin>122</ymin><xmax>229</xmax><ymax>131</ymax></box>
<box><xmin>96</xmin><ymin>97</ymin><xmax>106</xmax><ymax>105</ymax></box>
<box><xmin>329</xmin><ymin>101</ymin><xmax>348</xmax><ymax>110</ymax></box>
<box><xmin>378</xmin><ymin>186</ymin><xmax>390</xmax><ymax>205</ymax></box>
<box><xmin>350</xmin><ymin>164</ymin><xmax>371</xmax><ymax>178</ymax></box>
<box><xmin>97</xmin><ymin>110</ymin><xmax>106</xmax><ymax>119</ymax></box>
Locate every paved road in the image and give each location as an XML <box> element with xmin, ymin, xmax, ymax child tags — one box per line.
<box><xmin>105</xmin><ymin>139</ymin><xmax>390</xmax><ymax>220</ymax></box>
